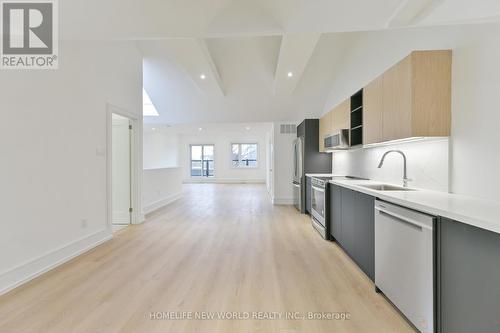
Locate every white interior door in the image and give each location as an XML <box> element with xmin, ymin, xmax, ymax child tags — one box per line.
<box><xmin>112</xmin><ymin>113</ymin><xmax>131</xmax><ymax>225</ymax></box>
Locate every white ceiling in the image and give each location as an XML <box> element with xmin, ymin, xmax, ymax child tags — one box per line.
<box><xmin>60</xmin><ymin>0</ymin><xmax>500</xmax><ymax>124</ymax></box>
<box><xmin>141</xmin><ymin>33</ymin><xmax>351</xmax><ymax>124</ymax></box>
<box><xmin>61</xmin><ymin>0</ymin><xmax>500</xmax><ymax>40</ymax></box>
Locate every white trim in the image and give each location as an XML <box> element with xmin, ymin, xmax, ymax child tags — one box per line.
<box><xmin>143</xmin><ymin>192</ymin><xmax>183</xmax><ymax>215</ymax></box>
<box><xmin>272</xmin><ymin>198</ymin><xmax>294</xmax><ymax>205</ymax></box>
<box><xmin>0</xmin><ymin>229</ymin><xmax>112</xmax><ymax>296</ymax></box>
<box><xmin>184</xmin><ymin>178</ymin><xmax>266</xmax><ymax>184</ymax></box>
<box><xmin>112</xmin><ymin>224</ymin><xmax>128</xmax><ymax>233</ymax></box>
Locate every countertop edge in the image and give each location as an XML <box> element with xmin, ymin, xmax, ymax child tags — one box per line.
<box><xmin>329</xmin><ymin>180</ymin><xmax>500</xmax><ymax>235</ymax></box>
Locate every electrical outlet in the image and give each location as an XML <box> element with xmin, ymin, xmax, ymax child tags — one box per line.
<box><xmin>81</xmin><ymin>219</ymin><xmax>88</xmax><ymax>228</ymax></box>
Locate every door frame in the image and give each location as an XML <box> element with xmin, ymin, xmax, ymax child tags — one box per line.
<box><xmin>106</xmin><ymin>103</ymin><xmax>142</xmax><ymax>230</ymax></box>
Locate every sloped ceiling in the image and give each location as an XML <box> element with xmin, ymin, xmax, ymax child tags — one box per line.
<box><xmin>141</xmin><ymin>34</ymin><xmax>351</xmax><ymax>124</ymax></box>
<box><xmin>60</xmin><ymin>0</ymin><xmax>500</xmax><ymax>124</ymax></box>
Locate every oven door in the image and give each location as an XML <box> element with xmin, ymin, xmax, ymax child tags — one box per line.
<box><xmin>311</xmin><ymin>185</ymin><xmax>325</xmax><ymax>226</ymax></box>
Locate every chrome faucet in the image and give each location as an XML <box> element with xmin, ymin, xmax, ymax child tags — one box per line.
<box><xmin>377</xmin><ymin>150</ymin><xmax>411</xmax><ymax>187</ymax></box>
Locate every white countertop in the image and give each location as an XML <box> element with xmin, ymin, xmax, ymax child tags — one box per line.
<box><xmin>330</xmin><ymin>179</ymin><xmax>500</xmax><ymax>235</ymax></box>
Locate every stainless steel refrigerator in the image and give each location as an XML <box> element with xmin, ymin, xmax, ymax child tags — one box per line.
<box><xmin>292</xmin><ymin>119</ymin><xmax>332</xmax><ymax>213</ymax></box>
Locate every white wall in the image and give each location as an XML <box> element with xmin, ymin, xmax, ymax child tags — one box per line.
<box><xmin>270</xmin><ymin>122</ymin><xmax>297</xmax><ymax>204</ymax></box>
<box><xmin>143</xmin><ymin>168</ymin><xmax>183</xmax><ymax>215</ymax></box>
<box><xmin>0</xmin><ymin>41</ymin><xmax>143</xmax><ymax>295</ymax></box>
<box><xmin>324</xmin><ymin>22</ymin><xmax>500</xmax><ymax>199</ymax></box>
<box><xmin>143</xmin><ymin>126</ymin><xmax>179</xmax><ymax>169</ymax></box>
<box><xmin>178</xmin><ymin>123</ymin><xmax>272</xmax><ymax>183</ymax></box>
<box><xmin>450</xmin><ymin>30</ymin><xmax>500</xmax><ymax>199</ymax></box>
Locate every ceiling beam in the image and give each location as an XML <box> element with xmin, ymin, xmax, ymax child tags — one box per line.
<box><xmin>155</xmin><ymin>38</ymin><xmax>225</xmax><ymax>97</ymax></box>
<box><xmin>273</xmin><ymin>33</ymin><xmax>321</xmax><ymax>95</ymax></box>
<box><xmin>197</xmin><ymin>39</ymin><xmax>225</xmax><ymax>96</ymax></box>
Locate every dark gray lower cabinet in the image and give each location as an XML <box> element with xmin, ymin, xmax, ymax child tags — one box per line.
<box><xmin>352</xmin><ymin>191</ymin><xmax>375</xmax><ymax>281</ymax></box>
<box><xmin>438</xmin><ymin>217</ymin><xmax>500</xmax><ymax>333</ymax></box>
<box><xmin>330</xmin><ymin>184</ymin><xmax>342</xmax><ymax>242</ymax></box>
<box><xmin>306</xmin><ymin>177</ymin><xmax>312</xmax><ymax>214</ymax></box>
<box><xmin>329</xmin><ymin>184</ymin><xmax>375</xmax><ymax>281</ymax></box>
<box><xmin>340</xmin><ymin>188</ymin><xmax>356</xmax><ymax>258</ymax></box>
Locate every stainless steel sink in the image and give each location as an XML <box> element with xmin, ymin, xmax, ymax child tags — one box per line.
<box><xmin>359</xmin><ymin>184</ymin><xmax>416</xmax><ymax>191</ymax></box>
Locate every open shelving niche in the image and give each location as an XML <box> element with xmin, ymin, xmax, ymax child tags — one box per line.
<box><xmin>350</xmin><ymin>89</ymin><xmax>363</xmax><ymax>147</ymax></box>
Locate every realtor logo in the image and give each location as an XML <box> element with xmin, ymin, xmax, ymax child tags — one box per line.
<box><xmin>1</xmin><ymin>0</ymin><xmax>58</xmax><ymax>69</ymax></box>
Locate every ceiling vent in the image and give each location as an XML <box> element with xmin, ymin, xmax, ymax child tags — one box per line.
<box><xmin>280</xmin><ymin>124</ymin><xmax>297</xmax><ymax>135</ymax></box>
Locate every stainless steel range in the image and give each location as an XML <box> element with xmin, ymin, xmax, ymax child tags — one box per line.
<box><xmin>311</xmin><ymin>176</ymin><xmax>368</xmax><ymax>239</ymax></box>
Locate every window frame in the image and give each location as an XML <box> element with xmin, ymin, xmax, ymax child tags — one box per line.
<box><xmin>230</xmin><ymin>142</ymin><xmax>259</xmax><ymax>169</ymax></box>
<box><xmin>189</xmin><ymin>144</ymin><xmax>215</xmax><ymax>178</ymax></box>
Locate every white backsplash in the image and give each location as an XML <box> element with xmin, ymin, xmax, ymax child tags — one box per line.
<box><xmin>332</xmin><ymin>138</ymin><xmax>450</xmax><ymax>192</ymax></box>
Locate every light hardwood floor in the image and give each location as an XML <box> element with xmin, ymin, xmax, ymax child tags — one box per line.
<box><xmin>0</xmin><ymin>184</ymin><xmax>414</xmax><ymax>333</ymax></box>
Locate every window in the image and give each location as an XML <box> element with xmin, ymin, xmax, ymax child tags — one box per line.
<box><xmin>232</xmin><ymin>143</ymin><xmax>258</xmax><ymax>168</ymax></box>
<box><xmin>190</xmin><ymin>145</ymin><xmax>214</xmax><ymax>177</ymax></box>
<box><xmin>143</xmin><ymin>88</ymin><xmax>159</xmax><ymax>117</ymax></box>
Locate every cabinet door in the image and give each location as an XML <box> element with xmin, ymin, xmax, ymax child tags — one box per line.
<box><xmin>411</xmin><ymin>50</ymin><xmax>452</xmax><ymax>137</ymax></box>
<box><xmin>340</xmin><ymin>188</ymin><xmax>355</xmax><ymax>257</ymax></box>
<box><xmin>382</xmin><ymin>55</ymin><xmax>412</xmax><ymax>141</ymax></box>
<box><xmin>332</xmin><ymin>99</ymin><xmax>350</xmax><ymax>131</ymax></box>
<box><xmin>438</xmin><ymin>218</ymin><xmax>500</xmax><ymax>333</ymax></box>
<box><xmin>319</xmin><ymin>111</ymin><xmax>332</xmax><ymax>152</ymax></box>
<box><xmin>363</xmin><ymin>75</ymin><xmax>384</xmax><ymax>145</ymax></box>
<box><xmin>330</xmin><ymin>184</ymin><xmax>342</xmax><ymax>241</ymax></box>
<box><xmin>352</xmin><ymin>192</ymin><xmax>375</xmax><ymax>281</ymax></box>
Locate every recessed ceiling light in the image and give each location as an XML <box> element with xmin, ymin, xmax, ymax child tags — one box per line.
<box><xmin>287</xmin><ymin>72</ymin><xmax>293</xmax><ymax>78</ymax></box>
<box><xmin>152</xmin><ymin>127</ymin><xmax>156</xmax><ymax>131</ymax></box>
<box><xmin>198</xmin><ymin>127</ymin><xmax>203</xmax><ymax>131</ymax></box>
<box><xmin>200</xmin><ymin>74</ymin><xmax>206</xmax><ymax>80</ymax></box>
<box><xmin>245</xmin><ymin>126</ymin><xmax>251</xmax><ymax>131</ymax></box>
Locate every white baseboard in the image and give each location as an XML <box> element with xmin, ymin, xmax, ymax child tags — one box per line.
<box><xmin>273</xmin><ymin>198</ymin><xmax>294</xmax><ymax>205</ymax></box>
<box><xmin>183</xmin><ymin>178</ymin><xmax>266</xmax><ymax>184</ymax></box>
<box><xmin>0</xmin><ymin>229</ymin><xmax>112</xmax><ymax>296</ymax></box>
<box><xmin>112</xmin><ymin>211</ymin><xmax>129</xmax><ymax>225</ymax></box>
<box><xmin>142</xmin><ymin>192</ymin><xmax>182</xmax><ymax>215</ymax></box>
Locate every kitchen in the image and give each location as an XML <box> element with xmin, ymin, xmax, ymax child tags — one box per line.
<box><xmin>2</xmin><ymin>2</ymin><xmax>500</xmax><ymax>333</ymax></box>
<box><xmin>294</xmin><ymin>50</ymin><xmax>500</xmax><ymax>333</ymax></box>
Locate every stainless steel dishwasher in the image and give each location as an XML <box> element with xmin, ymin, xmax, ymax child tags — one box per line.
<box><xmin>374</xmin><ymin>200</ymin><xmax>435</xmax><ymax>333</ymax></box>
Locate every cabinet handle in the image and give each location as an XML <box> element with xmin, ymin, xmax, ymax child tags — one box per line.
<box><xmin>375</xmin><ymin>207</ymin><xmax>432</xmax><ymax>231</ymax></box>
<box><xmin>312</xmin><ymin>186</ymin><xmax>325</xmax><ymax>193</ymax></box>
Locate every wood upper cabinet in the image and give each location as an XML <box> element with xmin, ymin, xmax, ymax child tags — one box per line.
<box><xmin>363</xmin><ymin>50</ymin><xmax>451</xmax><ymax>144</ymax></box>
<box><xmin>332</xmin><ymin>99</ymin><xmax>350</xmax><ymax>131</ymax></box>
<box><xmin>363</xmin><ymin>75</ymin><xmax>384</xmax><ymax>144</ymax></box>
<box><xmin>319</xmin><ymin>99</ymin><xmax>351</xmax><ymax>152</ymax></box>
<box><xmin>411</xmin><ymin>50</ymin><xmax>452</xmax><ymax>137</ymax></box>
<box><xmin>319</xmin><ymin>111</ymin><xmax>332</xmax><ymax>152</ymax></box>
<box><xmin>319</xmin><ymin>99</ymin><xmax>350</xmax><ymax>152</ymax></box>
<box><xmin>382</xmin><ymin>55</ymin><xmax>413</xmax><ymax>141</ymax></box>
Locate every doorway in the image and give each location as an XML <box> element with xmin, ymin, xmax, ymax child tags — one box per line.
<box><xmin>107</xmin><ymin>104</ymin><xmax>140</xmax><ymax>232</ymax></box>
<box><xmin>190</xmin><ymin>144</ymin><xmax>215</xmax><ymax>177</ymax></box>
